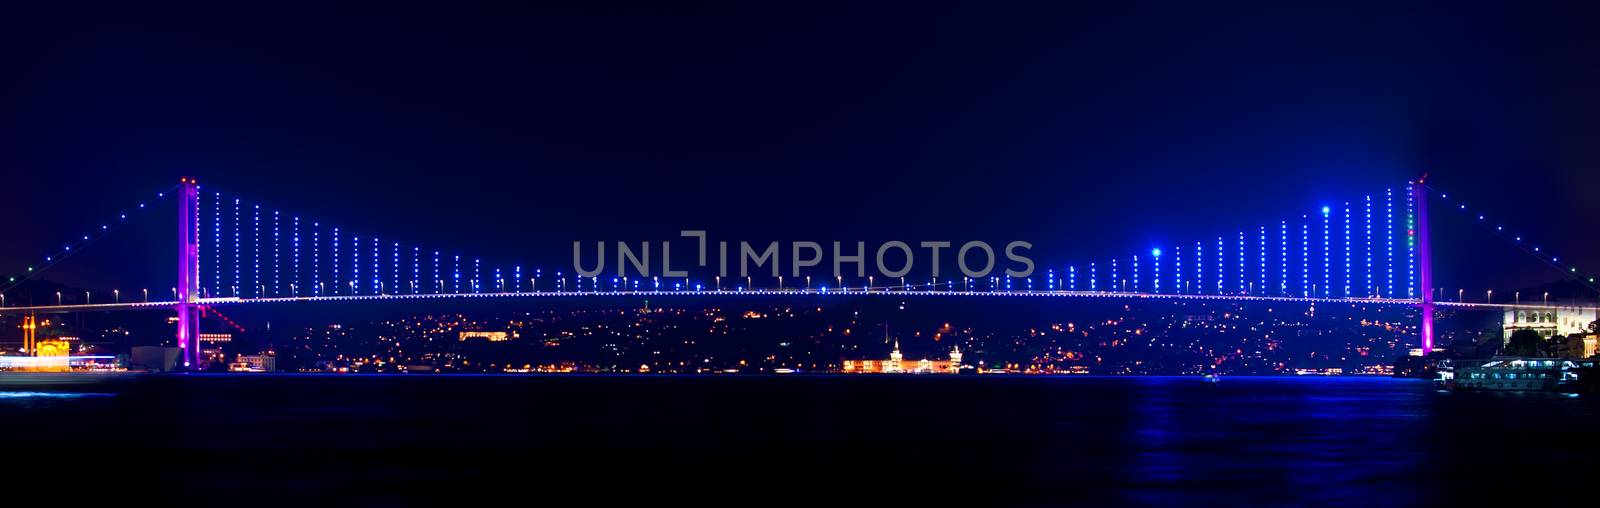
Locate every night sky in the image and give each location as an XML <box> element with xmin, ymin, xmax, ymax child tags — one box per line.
<box><xmin>3</xmin><ymin>3</ymin><xmax>1598</xmax><ymax>294</ymax></box>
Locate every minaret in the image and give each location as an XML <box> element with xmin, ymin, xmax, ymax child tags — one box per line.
<box><xmin>889</xmin><ymin>339</ymin><xmax>903</xmax><ymax>373</ymax></box>
<box><xmin>949</xmin><ymin>345</ymin><xmax>963</xmax><ymax>373</ymax></box>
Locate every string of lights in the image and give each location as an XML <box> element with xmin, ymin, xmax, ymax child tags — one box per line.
<box><xmin>1425</xmin><ymin>184</ymin><xmax>1600</xmax><ymax>294</ymax></box>
<box><xmin>0</xmin><ymin>185</ymin><xmax>177</xmax><ymax>294</ymax></box>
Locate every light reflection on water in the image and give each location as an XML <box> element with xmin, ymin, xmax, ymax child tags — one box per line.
<box><xmin>0</xmin><ymin>391</ymin><xmax>115</xmax><ymax>399</ymax></box>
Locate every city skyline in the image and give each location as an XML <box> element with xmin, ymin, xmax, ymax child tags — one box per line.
<box><xmin>5</xmin><ymin>4</ymin><xmax>1599</xmax><ymax>294</ymax></box>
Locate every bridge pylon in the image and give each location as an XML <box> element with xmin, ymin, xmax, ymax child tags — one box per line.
<box><xmin>176</xmin><ymin>178</ymin><xmax>201</xmax><ymax>369</ymax></box>
<box><xmin>1413</xmin><ymin>177</ymin><xmax>1434</xmax><ymax>354</ymax></box>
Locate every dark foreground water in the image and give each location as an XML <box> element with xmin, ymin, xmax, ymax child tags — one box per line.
<box><xmin>2</xmin><ymin>374</ymin><xmax>1595</xmax><ymax>506</ymax></box>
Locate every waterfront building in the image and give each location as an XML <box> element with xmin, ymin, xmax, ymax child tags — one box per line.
<box><xmin>1503</xmin><ymin>306</ymin><xmax>1597</xmax><ymax>340</ymax></box>
<box><xmin>229</xmin><ymin>354</ymin><xmax>277</xmax><ymax>372</ymax></box>
<box><xmin>840</xmin><ymin>341</ymin><xmax>963</xmax><ymax>373</ymax></box>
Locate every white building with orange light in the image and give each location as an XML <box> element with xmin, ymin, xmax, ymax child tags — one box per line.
<box><xmin>841</xmin><ymin>341</ymin><xmax>963</xmax><ymax>373</ymax></box>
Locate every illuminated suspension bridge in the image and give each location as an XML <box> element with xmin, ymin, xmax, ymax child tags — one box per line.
<box><xmin>1</xmin><ymin>177</ymin><xmax>1595</xmax><ymax>369</ymax></box>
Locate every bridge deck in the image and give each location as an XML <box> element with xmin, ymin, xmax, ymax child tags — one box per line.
<box><xmin>0</xmin><ymin>289</ymin><xmax>1539</xmax><ymax>314</ymax></box>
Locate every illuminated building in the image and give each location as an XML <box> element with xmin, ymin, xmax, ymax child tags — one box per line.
<box><xmin>201</xmin><ymin>347</ymin><xmax>228</xmax><ymax>366</ymax></box>
<box><xmin>1502</xmin><ymin>306</ymin><xmax>1598</xmax><ymax>340</ymax></box>
<box><xmin>228</xmin><ymin>354</ymin><xmax>277</xmax><ymax>372</ymax></box>
<box><xmin>840</xmin><ymin>341</ymin><xmax>964</xmax><ymax>373</ymax></box>
<box><xmin>458</xmin><ymin>331</ymin><xmax>512</xmax><ymax>341</ymax></box>
<box><xmin>199</xmin><ymin>333</ymin><xmax>233</xmax><ymax>343</ymax></box>
<box><xmin>28</xmin><ymin>339</ymin><xmax>72</xmax><ymax>372</ymax></box>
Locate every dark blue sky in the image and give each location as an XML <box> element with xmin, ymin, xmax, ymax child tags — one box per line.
<box><xmin>3</xmin><ymin>2</ymin><xmax>1598</xmax><ymax>294</ymax></box>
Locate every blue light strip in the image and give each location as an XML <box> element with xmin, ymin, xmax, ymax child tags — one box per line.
<box><xmin>1406</xmin><ymin>183</ymin><xmax>1416</xmax><ymax>299</ymax></box>
<box><xmin>1258</xmin><ymin>226</ymin><xmax>1266</xmax><ymax>294</ymax></box>
<box><xmin>1322</xmin><ymin>206</ymin><xmax>1330</xmax><ymax>298</ymax></box>
<box><xmin>292</xmin><ymin>216</ymin><xmax>300</xmax><ymax>295</ymax></box>
<box><xmin>1132</xmin><ymin>255</ymin><xmax>1140</xmax><ymax>292</ymax></box>
<box><xmin>352</xmin><ymin>236</ymin><xmax>360</xmax><ymax>294</ymax></box>
<box><xmin>215</xmin><ymin>192</ymin><xmax>222</xmax><ymax>297</ymax></box>
<box><xmin>1364</xmin><ymin>196</ymin><xmax>1372</xmax><ymax>297</ymax></box>
<box><xmin>233</xmin><ymin>198</ymin><xmax>240</xmax><ymax>296</ymax></box>
<box><xmin>253</xmin><ymin>204</ymin><xmax>259</xmax><ymax>297</ymax></box>
<box><xmin>313</xmin><ymin>223</ymin><xmax>321</xmax><ymax>295</ymax></box>
<box><xmin>1301</xmin><ymin>217</ymin><xmax>1309</xmax><ymax>297</ymax></box>
<box><xmin>1152</xmin><ymin>251</ymin><xmax>1160</xmax><ymax>294</ymax></box>
<box><xmin>273</xmin><ymin>210</ymin><xmax>280</xmax><ymax>296</ymax></box>
<box><xmin>1174</xmin><ymin>246</ymin><xmax>1182</xmax><ymax>293</ymax></box>
<box><xmin>1238</xmin><ymin>231</ymin><xmax>1245</xmax><ymax>293</ymax></box>
<box><xmin>371</xmin><ymin>237</ymin><xmax>380</xmax><ymax>295</ymax></box>
<box><xmin>1343</xmin><ymin>203</ymin><xmax>1351</xmax><ymax>297</ymax></box>
<box><xmin>1386</xmin><ymin>189</ymin><xmax>1394</xmax><ymax>298</ymax></box>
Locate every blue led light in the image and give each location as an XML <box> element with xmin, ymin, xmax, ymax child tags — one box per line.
<box><xmin>293</xmin><ymin>217</ymin><xmax>300</xmax><ymax>295</ymax></box>
<box><xmin>1153</xmin><ymin>252</ymin><xmax>1160</xmax><ymax>294</ymax></box>
<box><xmin>214</xmin><ymin>192</ymin><xmax>223</xmax><ymax>295</ymax></box>
<box><xmin>371</xmin><ymin>237</ymin><xmax>380</xmax><ymax>295</ymax></box>
<box><xmin>1258</xmin><ymin>226</ymin><xmax>1267</xmax><ymax>294</ymax></box>
<box><xmin>1302</xmin><ymin>217</ymin><xmax>1309</xmax><ymax>297</ymax></box>
<box><xmin>313</xmin><ymin>223</ymin><xmax>321</xmax><ymax>295</ymax></box>
<box><xmin>1386</xmin><ymin>189</ymin><xmax>1394</xmax><ymax>298</ymax></box>
<box><xmin>1364</xmin><ymin>196</ymin><xmax>1372</xmax><ymax>297</ymax></box>
<box><xmin>253</xmin><ymin>204</ymin><xmax>260</xmax><ymax>297</ymax></box>
<box><xmin>273</xmin><ymin>210</ymin><xmax>280</xmax><ymax>295</ymax></box>
<box><xmin>1321</xmin><ymin>206</ymin><xmax>1329</xmax><ymax>298</ymax></box>
<box><xmin>1132</xmin><ymin>255</ymin><xmax>1140</xmax><ymax>292</ymax></box>
<box><xmin>1174</xmin><ymin>246</ymin><xmax>1182</xmax><ymax>293</ymax></box>
<box><xmin>1343</xmin><ymin>203</ymin><xmax>1351</xmax><ymax>297</ymax></box>
<box><xmin>1238</xmin><ymin>231</ymin><xmax>1245</xmax><ymax>293</ymax></box>
<box><xmin>234</xmin><ymin>198</ymin><xmax>241</xmax><ymax>296</ymax></box>
<box><xmin>1111</xmin><ymin>258</ymin><xmax>1119</xmax><ymax>292</ymax></box>
<box><xmin>352</xmin><ymin>236</ymin><xmax>360</xmax><ymax>294</ymax></box>
<box><xmin>1280</xmin><ymin>221</ymin><xmax>1288</xmax><ymax>295</ymax></box>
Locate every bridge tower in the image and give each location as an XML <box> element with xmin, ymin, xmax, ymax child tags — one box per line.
<box><xmin>177</xmin><ymin>178</ymin><xmax>201</xmax><ymax>368</ymax></box>
<box><xmin>1413</xmin><ymin>177</ymin><xmax>1434</xmax><ymax>354</ymax></box>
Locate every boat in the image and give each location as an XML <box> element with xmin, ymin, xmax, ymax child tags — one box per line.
<box><xmin>1441</xmin><ymin>357</ymin><xmax>1599</xmax><ymax>392</ymax></box>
